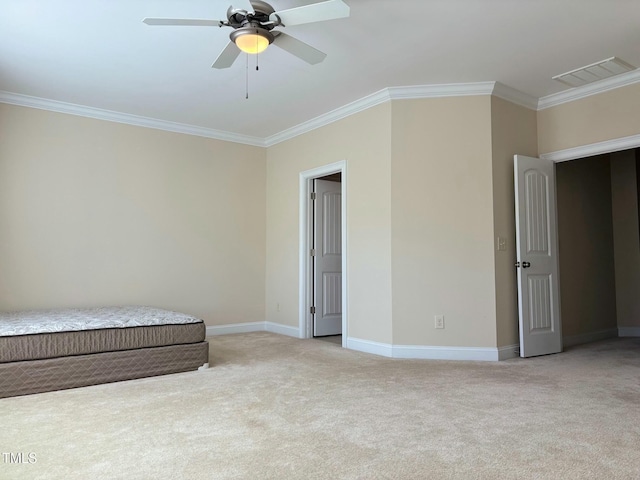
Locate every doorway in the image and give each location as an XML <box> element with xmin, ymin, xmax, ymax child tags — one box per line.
<box><xmin>299</xmin><ymin>161</ymin><xmax>347</xmax><ymax>348</ymax></box>
<box><xmin>516</xmin><ymin>140</ymin><xmax>640</xmax><ymax>357</ymax></box>
<box><xmin>533</xmin><ymin>137</ymin><xmax>640</xmax><ymax>352</ymax></box>
<box><xmin>555</xmin><ymin>148</ymin><xmax>640</xmax><ymax>345</ymax></box>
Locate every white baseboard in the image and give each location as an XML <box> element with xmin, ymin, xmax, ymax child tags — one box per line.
<box><xmin>347</xmin><ymin>337</ymin><xmax>513</xmax><ymax>362</ymax></box>
<box><xmin>618</xmin><ymin>327</ymin><xmax>640</xmax><ymax>337</ymax></box>
<box><xmin>346</xmin><ymin>337</ymin><xmax>393</xmax><ymax>357</ymax></box>
<box><xmin>206</xmin><ymin>322</ymin><xmax>265</xmax><ymax>337</ymax></box>
<box><xmin>563</xmin><ymin>328</ymin><xmax>619</xmax><ymax>347</ymax></box>
<box><xmin>206</xmin><ymin>321</ymin><xmax>300</xmax><ymax>338</ymax></box>
<box><xmin>204</xmin><ymin>328</ymin><xmax>523</xmax><ymax>362</ymax></box>
<box><xmin>265</xmin><ymin>322</ymin><xmax>300</xmax><ymax>338</ymax></box>
<box><xmin>393</xmin><ymin>344</ymin><xmax>505</xmax><ymax>362</ymax></box>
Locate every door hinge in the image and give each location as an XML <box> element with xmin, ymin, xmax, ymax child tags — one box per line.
<box><xmin>310</xmin><ymin>306</ymin><xmax>316</xmax><ymax>314</ymax></box>
<box><xmin>310</xmin><ymin>248</ymin><xmax>316</xmax><ymax>257</ymax></box>
<box><xmin>310</xmin><ymin>192</ymin><xmax>317</xmax><ymax>200</ymax></box>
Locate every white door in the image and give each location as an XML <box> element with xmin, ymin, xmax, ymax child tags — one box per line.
<box><xmin>313</xmin><ymin>179</ymin><xmax>342</xmax><ymax>336</ymax></box>
<box><xmin>514</xmin><ymin>155</ymin><xmax>562</xmax><ymax>357</ymax></box>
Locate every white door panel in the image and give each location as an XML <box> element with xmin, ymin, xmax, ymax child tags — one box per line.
<box><xmin>514</xmin><ymin>155</ymin><xmax>562</xmax><ymax>357</ymax></box>
<box><xmin>313</xmin><ymin>179</ymin><xmax>342</xmax><ymax>336</ymax></box>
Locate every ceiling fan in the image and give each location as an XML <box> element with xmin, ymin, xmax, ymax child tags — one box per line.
<box><xmin>143</xmin><ymin>0</ymin><xmax>350</xmax><ymax>69</ymax></box>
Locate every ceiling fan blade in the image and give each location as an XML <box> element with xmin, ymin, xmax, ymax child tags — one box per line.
<box><xmin>143</xmin><ymin>18</ymin><xmax>223</xmax><ymax>27</ymax></box>
<box><xmin>272</xmin><ymin>32</ymin><xmax>326</xmax><ymax>65</ymax></box>
<box><xmin>270</xmin><ymin>0</ymin><xmax>349</xmax><ymax>27</ymax></box>
<box><xmin>212</xmin><ymin>41</ymin><xmax>241</xmax><ymax>69</ymax></box>
<box><xmin>234</xmin><ymin>0</ymin><xmax>256</xmax><ymax>14</ymax></box>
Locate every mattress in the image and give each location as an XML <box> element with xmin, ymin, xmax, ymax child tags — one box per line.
<box><xmin>0</xmin><ymin>306</ymin><xmax>203</xmax><ymax>336</ymax></box>
<box><xmin>0</xmin><ymin>322</ymin><xmax>206</xmax><ymax>363</ymax></box>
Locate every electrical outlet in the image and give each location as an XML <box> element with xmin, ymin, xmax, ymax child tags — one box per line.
<box><xmin>435</xmin><ymin>315</ymin><xmax>445</xmax><ymax>329</ymax></box>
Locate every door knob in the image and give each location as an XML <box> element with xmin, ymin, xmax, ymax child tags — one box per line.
<box><xmin>522</xmin><ymin>261</ymin><xmax>531</xmax><ymax>268</ymax></box>
<box><xmin>515</xmin><ymin>262</ymin><xmax>520</xmax><ymax>268</ymax></box>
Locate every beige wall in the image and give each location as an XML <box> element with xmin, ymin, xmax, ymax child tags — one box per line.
<box><xmin>538</xmin><ymin>83</ymin><xmax>640</xmax><ymax>155</ymax></box>
<box><xmin>390</xmin><ymin>96</ymin><xmax>497</xmax><ymax>347</ymax></box>
<box><xmin>4</xmin><ymin>79</ymin><xmax>638</xmax><ymax>351</ymax></box>
<box><xmin>265</xmin><ymin>95</ymin><xmax>522</xmax><ymax>349</ymax></box>
<box><xmin>489</xmin><ymin>97</ymin><xmax>538</xmax><ymax>347</ymax></box>
<box><xmin>0</xmin><ymin>103</ymin><xmax>266</xmax><ymax>326</ymax></box>
<box><xmin>555</xmin><ymin>155</ymin><xmax>617</xmax><ymax>338</ymax></box>
<box><xmin>611</xmin><ymin>150</ymin><xmax>640</xmax><ymax>329</ymax></box>
<box><xmin>265</xmin><ymin>103</ymin><xmax>393</xmax><ymax>343</ymax></box>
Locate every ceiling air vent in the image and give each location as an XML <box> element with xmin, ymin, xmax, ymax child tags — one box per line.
<box><xmin>552</xmin><ymin>57</ymin><xmax>636</xmax><ymax>88</ymax></box>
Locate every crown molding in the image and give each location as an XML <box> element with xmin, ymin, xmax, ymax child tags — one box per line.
<box><xmin>387</xmin><ymin>82</ymin><xmax>496</xmax><ymax>99</ymax></box>
<box><xmin>491</xmin><ymin>82</ymin><xmax>539</xmax><ymax>110</ymax></box>
<box><xmin>4</xmin><ymin>84</ymin><xmax>517</xmax><ymax>149</ymax></box>
<box><xmin>6</xmin><ymin>73</ymin><xmax>638</xmax><ymax>148</ymax></box>
<box><xmin>540</xmin><ymin>133</ymin><xmax>640</xmax><ymax>162</ymax></box>
<box><xmin>0</xmin><ymin>91</ymin><xmax>266</xmax><ymax>147</ymax></box>
<box><xmin>538</xmin><ymin>68</ymin><xmax>640</xmax><ymax>110</ymax></box>
<box><xmin>265</xmin><ymin>82</ymin><xmax>504</xmax><ymax>147</ymax></box>
<box><xmin>264</xmin><ymin>88</ymin><xmax>391</xmax><ymax>147</ymax></box>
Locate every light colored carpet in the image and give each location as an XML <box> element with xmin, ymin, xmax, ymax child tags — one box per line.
<box><xmin>1</xmin><ymin>332</ymin><xmax>639</xmax><ymax>479</ymax></box>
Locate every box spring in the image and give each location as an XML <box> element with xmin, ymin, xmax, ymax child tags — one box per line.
<box><xmin>0</xmin><ymin>342</ymin><xmax>209</xmax><ymax>399</ymax></box>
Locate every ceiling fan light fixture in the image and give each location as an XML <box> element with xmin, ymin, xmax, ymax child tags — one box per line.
<box><xmin>231</xmin><ymin>27</ymin><xmax>274</xmax><ymax>54</ymax></box>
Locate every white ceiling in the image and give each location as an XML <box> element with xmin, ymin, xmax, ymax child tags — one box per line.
<box><xmin>1</xmin><ymin>0</ymin><xmax>639</xmax><ymax>142</ymax></box>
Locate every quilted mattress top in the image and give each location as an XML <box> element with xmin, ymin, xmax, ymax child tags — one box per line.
<box><xmin>0</xmin><ymin>306</ymin><xmax>203</xmax><ymax>337</ymax></box>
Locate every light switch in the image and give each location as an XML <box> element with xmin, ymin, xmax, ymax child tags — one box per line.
<box><xmin>497</xmin><ymin>237</ymin><xmax>507</xmax><ymax>251</ymax></box>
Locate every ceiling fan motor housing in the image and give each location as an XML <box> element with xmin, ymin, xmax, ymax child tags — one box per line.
<box><xmin>226</xmin><ymin>1</ymin><xmax>279</xmax><ymax>51</ymax></box>
<box><xmin>226</xmin><ymin>1</ymin><xmax>277</xmax><ymax>30</ymax></box>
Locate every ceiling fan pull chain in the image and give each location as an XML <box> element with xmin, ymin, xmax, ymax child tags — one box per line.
<box><xmin>245</xmin><ymin>53</ymin><xmax>249</xmax><ymax>99</ymax></box>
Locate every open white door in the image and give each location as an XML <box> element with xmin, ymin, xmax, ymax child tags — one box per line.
<box><xmin>313</xmin><ymin>179</ymin><xmax>342</xmax><ymax>336</ymax></box>
<box><xmin>514</xmin><ymin>155</ymin><xmax>562</xmax><ymax>357</ymax></box>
